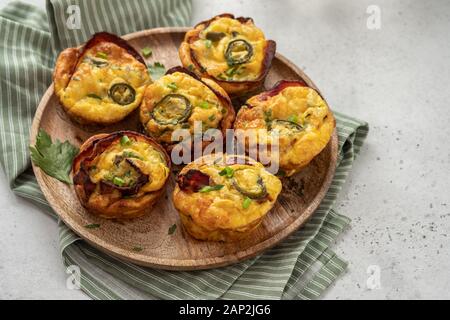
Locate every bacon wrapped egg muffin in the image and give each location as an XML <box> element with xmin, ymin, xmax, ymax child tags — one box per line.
<box><xmin>173</xmin><ymin>153</ymin><xmax>282</xmax><ymax>242</ymax></box>
<box><xmin>54</xmin><ymin>32</ymin><xmax>150</xmax><ymax>125</ymax></box>
<box><xmin>234</xmin><ymin>80</ymin><xmax>336</xmax><ymax>177</ymax></box>
<box><xmin>179</xmin><ymin>14</ymin><xmax>276</xmax><ymax>97</ymax></box>
<box><xmin>140</xmin><ymin>67</ymin><xmax>235</xmax><ymax>151</ymax></box>
<box><xmin>72</xmin><ymin>131</ymin><xmax>170</xmax><ymax>219</ymax></box>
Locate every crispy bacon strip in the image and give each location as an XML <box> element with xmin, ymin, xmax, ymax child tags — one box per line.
<box><xmin>177</xmin><ymin>169</ymin><xmax>211</xmax><ymax>192</ymax></box>
<box><xmin>72</xmin><ymin>131</ymin><xmax>170</xmax><ymax>198</ymax></box>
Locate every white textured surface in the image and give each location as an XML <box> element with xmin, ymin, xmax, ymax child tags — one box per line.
<box><xmin>0</xmin><ymin>0</ymin><xmax>449</xmax><ymax>300</ymax></box>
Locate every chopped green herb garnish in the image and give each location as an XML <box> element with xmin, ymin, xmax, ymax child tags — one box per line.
<box><xmin>205</xmin><ymin>39</ymin><xmax>212</xmax><ymax>48</ymax></box>
<box><xmin>87</xmin><ymin>93</ymin><xmax>102</xmax><ymax>100</ymax></box>
<box><xmin>225</xmin><ymin>66</ymin><xmax>241</xmax><ymax>77</ymax></box>
<box><xmin>287</xmin><ymin>114</ymin><xmax>299</xmax><ymax>124</ymax></box>
<box><xmin>148</xmin><ymin>62</ymin><xmax>166</xmax><ymax>80</ymax></box>
<box><xmin>219</xmin><ymin>166</ymin><xmax>234</xmax><ymax>178</ymax></box>
<box><xmin>167</xmin><ymin>82</ymin><xmax>177</xmax><ymax>90</ymax></box>
<box><xmin>187</xmin><ymin>64</ymin><xmax>194</xmax><ymax>71</ymax></box>
<box><xmin>29</xmin><ymin>129</ymin><xmax>79</xmax><ymax>184</ymax></box>
<box><xmin>220</xmin><ymin>108</ymin><xmax>227</xmax><ymax>114</ymax></box>
<box><xmin>199</xmin><ymin>185</ymin><xmax>224</xmax><ymax>193</ymax></box>
<box><xmin>168</xmin><ymin>224</ymin><xmax>177</xmax><ymax>235</ymax></box>
<box><xmin>216</xmin><ymin>73</ymin><xmax>227</xmax><ymax>81</ymax></box>
<box><xmin>123</xmin><ymin>151</ymin><xmax>142</xmax><ymax>159</ymax></box>
<box><xmin>208</xmin><ymin>114</ymin><xmax>216</xmax><ymax>122</ymax></box>
<box><xmin>264</xmin><ymin>109</ymin><xmax>272</xmax><ymax>123</ymax></box>
<box><xmin>199</xmin><ymin>101</ymin><xmax>210</xmax><ymax>109</ymax></box>
<box><xmin>141</xmin><ymin>47</ymin><xmax>152</xmax><ymax>58</ymax></box>
<box><xmin>113</xmin><ymin>176</ymin><xmax>125</xmax><ymax>187</ymax></box>
<box><xmin>85</xmin><ymin>223</ymin><xmax>100</xmax><ymax>229</ymax></box>
<box><xmin>132</xmin><ymin>246</ymin><xmax>143</xmax><ymax>252</ymax></box>
<box><xmin>96</xmin><ymin>52</ymin><xmax>108</xmax><ymax>59</ymax></box>
<box><xmin>242</xmin><ymin>197</ymin><xmax>252</xmax><ymax>209</ymax></box>
<box><xmin>276</xmin><ymin>169</ymin><xmax>286</xmax><ymax>177</ymax></box>
<box><xmin>120</xmin><ymin>135</ymin><xmax>131</xmax><ymax>146</ymax></box>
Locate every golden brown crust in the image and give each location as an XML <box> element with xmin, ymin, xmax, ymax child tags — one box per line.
<box><xmin>234</xmin><ymin>81</ymin><xmax>336</xmax><ymax>176</ymax></box>
<box><xmin>172</xmin><ymin>153</ymin><xmax>282</xmax><ymax>242</ymax></box>
<box><xmin>53</xmin><ymin>32</ymin><xmax>149</xmax><ymax>125</ymax></box>
<box><xmin>54</xmin><ymin>48</ymin><xmax>79</xmax><ymax>94</ymax></box>
<box><xmin>179</xmin><ymin>14</ymin><xmax>276</xmax><ymax>97</ymax></box>
<box><xmin>72</xmin><ymin>131</ymin><xmax>170</xmax><ymax>219</ymax></box>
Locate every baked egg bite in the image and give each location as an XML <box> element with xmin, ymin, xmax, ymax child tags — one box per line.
<box><xmin>234</xmin><ymin>80</ymin><xmax>336</xmax><ymax>177</ymax></box>
<box><xmin>179</xmin><ymin>13</ymin><xmax>276</xmax><ymax>97</ymax></box>
<box><xmin>72</xmin><ymin>131</ymin><xmax>170</xmax><ymax>219</ymax></box>
<box><xmin>140</xmin><ymin>66</ymin><xmax>235</xmax><ymax>151</ymax></box>
<box><xmin>54</xmin><ymin>32</ymin><xmax>150</xmax><ymax>125</ymax></box>
<box><xmin>173</xmin><ymin>153</ymin><xmax>282</xmax><ymax>242</ymax></box>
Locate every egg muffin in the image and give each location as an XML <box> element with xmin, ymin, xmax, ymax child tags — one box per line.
<box><xmin>234</xmin><ymin>80</ymin><xmax>336</xmax><ymax>177</ymax></box>
<box><xmin>54</xmin><ymin>32</ymin><xmax>150</xmax><ymax>125</ymax></box>
<box><xmin>179</xmin><ymin>13</ymin><xmax>276</xmax><ymax>97</ymax></box>
<box><xmin>72</xmin><ymin>131</ymin><xmax>170</xmax><ymax>219</ymax></box>
<box><xmin>140</xmin><ymin>66</ymin><xmax>235</xmax><ymax>152</ymax></box>
<box><xmin>173</xmin><ymin>153</ymin><xmax>282</xmax><ymax>242</ymax></box>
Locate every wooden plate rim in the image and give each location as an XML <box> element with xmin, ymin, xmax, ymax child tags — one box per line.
<box><xmin>30</xmin><ymin>27</ymin><xmax>338</xmax><ymax>270</ymax></box>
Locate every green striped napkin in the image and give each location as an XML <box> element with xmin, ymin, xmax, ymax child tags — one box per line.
<box><xmin>0</xmin><ymin>0</ymin><xmax>369</xmax><ymax>300</ymax></box>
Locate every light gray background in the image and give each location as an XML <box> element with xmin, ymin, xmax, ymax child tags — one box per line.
<box><xmin>0</xmin><ymin>0</ymin><xmax>449</xmax><ymax>300</ymax></box>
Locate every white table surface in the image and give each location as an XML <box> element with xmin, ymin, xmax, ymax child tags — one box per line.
<box><xmin>0</xmin><ymin>0</ymin><xmax>449</xmax><ymax>300</ymax></box>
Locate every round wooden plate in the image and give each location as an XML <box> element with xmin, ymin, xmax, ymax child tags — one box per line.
<box><xmin>30</xmin><ymin>27</ymin><xmax>338</xmax><ymax>270</ymax></box>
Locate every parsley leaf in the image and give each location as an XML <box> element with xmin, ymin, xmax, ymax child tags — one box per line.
<box><xmin>148</xmin><ymin>62</ymin><xmax>166</xmax><ymax>80</ymax></box>
<box><xmin>30</xmin><ymin>129</ymin><xmax>78</xmax><ymax>184</ymax></box>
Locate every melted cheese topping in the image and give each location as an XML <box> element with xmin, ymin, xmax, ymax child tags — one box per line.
<box><xmin>236</xmin><ymin>86</ymin><xmax>335</xmax><ymax>175</ymax></box>
<box><xmin>89</xmin><ymin>138</ymin><xmax>169</xmax><ymax>194</ymax></box>
<box><xmin>57</xmin><ymin>42</ymin><xmax>150</xmax><ymax>123</ymax></box>
<box><xmin>190</xmin><ymin>17</ymin><xmax>266</xmax><ymax>81</ymax></box>
<box><xmin>176</xmin><ymin>157</ymin><xmax>282</xmax><ymax>230</ymax></box>
<box><xmin>141</xmin><ymin>72</ymin><xmax>226</xmax><ymax>144</ymax></box>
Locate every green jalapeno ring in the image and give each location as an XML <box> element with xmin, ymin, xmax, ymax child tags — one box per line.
<box><xmin>151</xmin><ymin>94</ymin><xmax>192</xmax><ymax>126</ymax></box>
<box><xmin>108</xmin><ymin>83</ymin><xmax>136</xmax><ymax>105</ymax></box>
<box><xmin>225</xmin><ymin>39</ymin><xmax>253</xmax><ymax>66</ymax></box>
<box><xmin>231</xmin><ymin>168</ymin><xmax>268</xmax><ymax>199</ymax></box>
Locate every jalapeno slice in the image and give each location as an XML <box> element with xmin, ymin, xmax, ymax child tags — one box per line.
<box><xmin>109</xmin><ymin>83</ymin><xmax>136</xmax><ymax>105</ymax></box>
<box><xmin>225</xmin><ymin>39</ymin><xmax>253</xmax><ymax>66</ymax></box>
<box><xmin>151</xmin><ymin>94</ymin><xmax>192</xmax><ymax>125</ymax></box>
<box><xmin>231</xmin><ymin>168</ymin><xmax>267</xmax><ymax>199</ymax></box>
<box><xmin>269</xmin><ymin>119</ymin><xmax>303</xmax><ymax>132</ymax></box>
